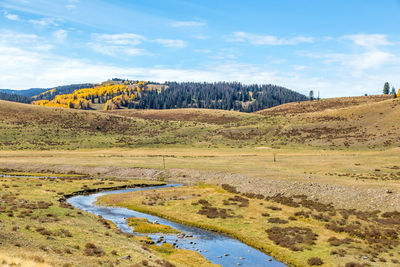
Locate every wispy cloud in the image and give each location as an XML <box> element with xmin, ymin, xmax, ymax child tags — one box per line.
<box><xmin>171</xmin><ymin>20</ymin><xmax>206</xmax><ymax>27</ymax></box>
<box><xmin>191</xmin><ymin>34</ymin><xmax>209</xmax><ymax>40</ymax></box>
<box><xmin>53</xmin><ymin>29</ymin><xmax>67</xmax><ymax>42</ymax></box>
<box><xmin>89</xmin><ymin>44</ymin><xmax>146</xmax><ymax>56</ymax></box>
<box><xmin>3</xmin><ymin>11</ymin><xmax>19</xmax><ymax>21</ymax></box>
<box><xmin>94</xmin><ymin>33</ymin><xmax>145</xmax><ymax>45</ymax></box>
<box><xmin>324</xmin><ymin>51</ymin><xmax>395</xmax><ymax>70</ymax></box>
<box><xmin>28</xmin><ymin>17</ymin><xmax>60</xmax><ymax>27</ymax></box>
<box><xmin>1</xmin><ymin>34</ymin><xmax>399</xmax><ymax>98</ymax></box>
<box><xmin>65</xmin><ymin>0</ymin><xmax>79</xmax><ymax>9</ymax></box>
<box><xmin>89</xmin><ymin>33</ymin><xmax>147</xmax><ymax>56</ymax></box>
<box><xmin>341</xmin><ymin>34</ymin><xmax>392</xmax><ymax>47</ymax></box>
<box><xmin>0</xmin><ymin>30</ymin><xmax>54</xmax><ymax>51</ymax></box>
<box><xmin>228</xmin><ymin>32</ymin><xmax>314</xmax><ymax>45</ymax></box>
<box><xmin>154</xmin><ymin>39</ymin><xmax>187</xmax><ymax>48</ymax></box>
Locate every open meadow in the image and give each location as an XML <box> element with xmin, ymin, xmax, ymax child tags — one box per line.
<box><xmin>0</xmin><ymin>175</ymin><xmax>216</xmax><ymax>267</ymax></box>
<box><xmin>1</xmin><ymin>95</ymin><xmax>400</xmax><ymax>266</ymax></box>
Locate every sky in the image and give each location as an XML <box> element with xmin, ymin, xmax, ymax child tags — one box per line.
<box><xmin>0</xmin><ymin>0</ymin><xmax>400</xmax><ymax>97</ymax></box>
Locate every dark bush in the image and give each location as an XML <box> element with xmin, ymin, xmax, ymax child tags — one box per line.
<box><xmin>266</xmin><ymin>226</ymin><xmax>318</xmax><ymax>251</ymax></box>
<box><xmin>83</xmin><ymin>243</ymin><xmax>105</xmax><ymax>256</ymax></box>
<box><xmin>307</xmin><ymin>257</ymin><xmax>323</xmax><ymax>266</ymax></box>
<box><xmin>268</xmin><ymin>217</ymin><xmax>288</xmax><ymax>224</ymax></box>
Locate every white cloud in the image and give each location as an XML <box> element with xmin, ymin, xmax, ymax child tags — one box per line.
<box><xmin>1</xmin><ymin>30</ymin><xmax>399</xmax><ymax>99</ymax></box>
<box><xmin>171</xmin><ymin>20</ymin><xmax>206</xmax><ymax>27</ymax></box>
<box><xmin>28</xmin><ymin>17</ymin><xmax>60</xmax><ymax>27</ymax></box>
<box><xmin>0</xmin><ymin>31</ymin><xmax>38</xmax><ymax>44</ymax></box>
<box><xmin>89</xmin><ymin>33</ymin><xmax>147</xmax><ymax>56</ymax></box>
<box><xmin>154</xmin><ymin>39</ymin><xmax>187</xmax><ymax>48</ymax></box>
<box><xmin>0</xmin><ymin>30</ymin><xmax>56</xmax><ymax>51</ymax></box>
<box><xmin>1</xmin><ymin>42</ymin><xmax>399</xmax><ymax>99</ymax></box>
<box><xmin>54</xmin><ymin>29</ymin><xmax>67</xmax><ymax>42</ymax></box>
<box><xmin>94</xmin><ymin>33</ymin><xmax>145</xmax><ymax>45</ymax></box>
<box><xmin>325</xmin><ymin>51</ymin><xmax>395</xmax><ymax>70</ymax></box>
<box><xmin>228</xmin><ymin>32</ymin><xmax>314</xmax><ymax>45</ymax></box>
<box><xmin>292</xmin><ymin>65</ymin><xmax>309</xmax><ymax>71</ymax></box>
<box><xmin>66</xmin><ymin>4</ymin><xmax>76</xmax><ymax>9</ymax></box>
<box><xmin>4</xmin><ymin>11</ymin><xmax>19</xmax><ymax>21</ymax></box>
<box><xmin>305</xmin><ymin>50</ymin><xmax>396</xmax><ymax>71</ymax></box>
<box><xmin>89</xmin><ymin>43</ymin><xmax>146</xmax><ymax>56</ymax></box>
<box><xmin>342</xmin><ymin>34</ymin><xmax>392</xmax><ymax>47</ymax></box>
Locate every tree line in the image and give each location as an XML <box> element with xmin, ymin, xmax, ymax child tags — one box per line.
<box><xmin>0</xmin><ymin>92</ymin><xmax>31</xmax><ymax>103</ymax></box>
<box><xmin>128</xmin><ymin>82</ymin><xmax>307</xmax><ymax>112</ymax></box>
<box><xmin>383</xmin><ymin>82</ymin><xmax>398</xmax><ymax>98</ymax></box>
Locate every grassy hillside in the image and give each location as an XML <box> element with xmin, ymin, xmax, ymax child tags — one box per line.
<box><xmin>1</xmin><ymin>95</ymin><xmax>400</xmax><ymax>150</ymax></box>
<box><xmin>260</xmin><ymin>95</ymin><xmax>400</xmax><ymax>149</ymax></box>
<box><xmin>258</xmin><ymin>94</ymin><xmax>392</xmax><ymax>115</ymax></box>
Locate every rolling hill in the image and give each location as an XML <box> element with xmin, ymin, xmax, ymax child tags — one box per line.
<box><xmin>30</xmin><ymin>79</ymin><xmax>308</xmax><ymax>112</ymax></box>
<box><xmin>0</xmin><ymin>88</ymin><xmax>47</xmax><ymax>97</ymax></box>
<box><xmin>1</xmin><ymin>94</ymin><xmax>399</xmax><ymax>150</ymax></box>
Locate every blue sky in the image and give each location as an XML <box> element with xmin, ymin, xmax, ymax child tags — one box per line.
<box><xmin>0</xmin><ymin>0</ymin><xmax>399</xmax><ymax>97</ymax></box>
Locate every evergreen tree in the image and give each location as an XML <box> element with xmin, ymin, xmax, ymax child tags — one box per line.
<box><xmin>383</xmin><ymin>82</ymin><xmax>390</xmax><ymax>94</ymax></box>
<box><xmin>309</xmin><ymin>90</ymin><xmax>314</xmax><ymax>101</ymax></box>
<box><xmin>0</xmin><ymin>92</ymin><xmax>31</xmax><ymax>103</ymax></box>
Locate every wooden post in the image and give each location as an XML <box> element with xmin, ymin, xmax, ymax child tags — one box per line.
<box><xmin>163</xmin><ymin>156</ymin><xmax>166</xmax><ymax>169</ymax></box>
<box><xmin>273</xmin><ymin>153</ymin><xmax>276</xmax><ymax>162</ymax></box>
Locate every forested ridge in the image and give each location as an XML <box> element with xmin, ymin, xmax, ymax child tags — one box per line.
<box><xmin>0</xmin><ymin>92</ymin><xmax>31</xmax><ymax>103</ymax></box>
<box><xmin>22</xmin><ymin>79</ymin><xmax>306</xmax><ymax>112</ymax></box>
<box><xmin>132</xmin><ymin>82</ymin><xmax>307</xmax><ymax>112</ymax></box>
<box><xmin>0</xmin><ymin>88</ymin><xmax>46</xmax><ymax>98</ymax></box>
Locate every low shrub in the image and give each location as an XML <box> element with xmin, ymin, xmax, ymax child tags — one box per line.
<box><xmin>83</xmin><ymin>243</ymin><xmax>105</xmax><ymax>257</ymax></box>
<box><xmin>307</xmin><ymin>257</ymin><xmax>324</xmax><ymax>266</ymax></box>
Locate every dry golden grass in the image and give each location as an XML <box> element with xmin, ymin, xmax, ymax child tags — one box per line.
<box><xmin>2</xmin><ymin>95</ymin><xmax>400</xmax><ymax>150</ymax></box>
<box><xmin>0</xmin><ymin>253</ymin><xmax>52</xmax><ymax>267</ymax></box>
<box><xmin>105</xmin><ymin>108</ymin><xmax>259</xmax><ymax>124</ymax></box>
<box><xmin>0</xmin><ymin>175</ymin><xmax>214</xmax><ymax>267</ymax></box>
<box><xmin>98</xmin><ymin>184</ymin><xmax>400</xmax><ymax>267</ymax></box>
<box><xmin>1</xmin><ymin>146</ymin><xmax>400</xmax><ymax>211</ymax></box>
<box><xmin>257</xmin><ymin>94</ymin><xmax>392</xmax><ymax>115</ymax></box>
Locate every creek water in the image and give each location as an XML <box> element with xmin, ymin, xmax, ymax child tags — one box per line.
<box><xmin>67</xmin><ymin>184</ymin><xmax>286</xmax><ymax>267</ymax></box>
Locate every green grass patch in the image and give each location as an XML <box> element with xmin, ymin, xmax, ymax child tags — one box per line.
<box><xmin>127</xmin><ymin>217</ymin><xmax>179</xmax><ymax>234</ymax></box>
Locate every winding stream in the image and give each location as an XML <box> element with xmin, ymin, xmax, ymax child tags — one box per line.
<box><xmin>67</xmin><ymin>184</ymin><xmax>286</xmax><ymax>267</ymax></box>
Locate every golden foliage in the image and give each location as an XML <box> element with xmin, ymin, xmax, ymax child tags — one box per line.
<box><xmin>33</xmin><ymin>83</ymin><xmax>140</xmax><ymax>110</ymax></box>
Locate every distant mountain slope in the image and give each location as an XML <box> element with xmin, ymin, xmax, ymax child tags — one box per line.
<box><xmin>0</xmin><ymin>88</ymin><xmax>46</xmax><ymax>97</ymax></box>
<box><xmin>0</xmin><ymin>83</ymin><xmax>97</xmax><ymax>100</ymax></box>
<box><xmin>0</xmin><ymin>92</ymin><xmax>31</xmax><ymax>103</ymax></box>
<box><xmin>31</xmin><ymin>80</ymin><xmax>308</xmax><ymax>112</ymax></box>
